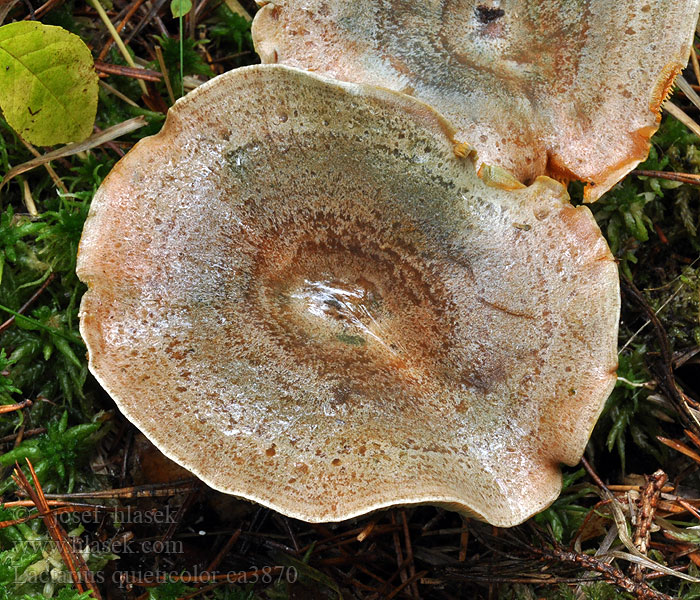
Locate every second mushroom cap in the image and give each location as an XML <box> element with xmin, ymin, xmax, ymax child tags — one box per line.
<box><xmin>252</xmin><ymin>0</ymin><xmax>700</xmax><ymax>200</ymax></box>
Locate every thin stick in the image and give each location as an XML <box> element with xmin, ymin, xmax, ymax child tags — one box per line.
<box><xmin>581</xmin><ymin>456</ymin><xmax>611</xmax><ymax>493</ymax></box>
<box><xmin>202</xmin><ymin>529</ymin><xmax>241</xmax><ymax>575</ymax></box>
<box><xmin>633</xmin><ymin>169</ymin><xmax>700</xmax><ymax>186</ymax></box>
<box><xmin>13</xmin><ymin>461</ymin><xmax>103</xmax><ymax>598</ymax></box>
<box><xmin>95</xmin><ymin>61</ymin><xmax>162</xmax><ymax>82</ymax></box>
<box><xmin>188</xmin><ymin>0</ymin><xmax>197</xmax><ymax>40</ymax></box>
<box><xmin>155</xmin><ymin>45</ymin><xmax>176</xmax><ymax>104</ymax></box>
<box><xmin>87</xmin><ymin>0</ymin><xmax>148</xmax><ymax>95</ymax></box>
<box><xmin>159</xmin><ymin>482</ymin><xmax>200</xmax><ymax>544</ymax></box>
<box><xmin>0</xmin><ymin>399</ymin><xmax>32</xmax><ymax>414</ymax></box>
<box><xmin>664</xmin><ymin>101</ymin><xmax>700</xmax><ymax>138</ymax></box>
<box><xmin>657</xmin><ymin>436</ymin><xmax>700</xmax><ymax>464</ymax></box>
<box><xmin>124</xmin><ymin>0</ymin><xmax>169</xmax><ymax>44</ymax></box>
<box><xmin>458</xmin><ymin>519</ymin><xmax>469</xmax><ymax>562</ymax></box>
<box><xmin>99</xmin><ymin>80</ymin><xmax>140</xmax><ymax>108</ymax></box>
<box><xmin>28</xmin><ymin>460</ymin><xmax>101</xmax><ymax>599</ymax></box>
<box><xmin>23</xmin><ymin>0</ymin><xmax>59</xmax><ymax>19</ymax></box>
<box><xmin>686</xmin><ymin>428</ymin><xmax>700</xmax><ymax>451</ymax></box>
<box><xmin>0</xmin><ymin>503</ymin><xmax>112</xmax><ymax>528</ymax></box>
<box><xmin>400</xmin><ymin>510</ymin><xmax>419</xmax><ymax>598</ymax></box>
<box><xmin>677</xmin><ymin>498</ymin><xmax>700</xmax><ymax>521</ymax></box>
<box><xmin>179</xmin><ymin>582</ymin><xmax>228</xmax><ymax>600</ymax></box>
<box><xmin>0</xmin><ymin>273</ymin><xmax>55</xmax><ymax>335</ymax></box>
<box><xmin>12</xmin><ymin>423</ymin><xmax>24</xmax><ymax>448</ymax></box>
<box><xmin>38</xmin><ymin>479</ymin><xmax>198</xmax><ymax>500</ymax></box>
<box><xmin>677</xmin><ymin>75</ymin><xmax>700</xmax><ymax>113</ymax></box>
<box><xmin>17</xmin><ymin>136</ymin><xmax>68</xmax><ymax>195</ymax></box>
<box><xmin>530</xmin><ymin>541</ymin><xmax>676</xmax><ymax>600</ymax></box>
<box><xmin>96</xmin><ymin>0</ymin><xmax>148</xmax><ymax>62</ymax></box>
<box><xmin>179</xmin><ymin>13</ymin><xmax>185</xmax><ymax>97</ymax></box>
<box><xmin>385</xmin><ymin>570</ymin><xmax>429</xmax><ymax>600</ymax></box>
<box><xmin>691</xmin><ymin>46</ymin><xmax>700</xmax><ymax>87</ymax></box>
<box><xmin>0</xmin><ymin>427</ymin><xmax>45</xmax><ymax>444</ymax></box>
<box><xmin>390</xmin><ymin>512</ymin><xmax>407</xmax><ymax>589</ymax></box>
<box><xmin>369</xmin><ymin>557</ymin><xmax>418</xmax><ymax>600</ymax></box>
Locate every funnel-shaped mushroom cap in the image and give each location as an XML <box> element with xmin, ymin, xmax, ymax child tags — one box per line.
<box><xmin>252</xmin><ymin>0</ymin><xmax>699</xmax><ymax>201</ymax></box>
<box><xmin>77</xmin><ymin>65</ymin><xmax>619</xmax><ymax>526</ymax></box>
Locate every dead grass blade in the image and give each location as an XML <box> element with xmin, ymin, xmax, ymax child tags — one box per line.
<box><xmin>664</xmin><ymin>101</ymin><xmax>700</xmax><ymax>138</ymax></box>
<box><xmin>0</xmin><ymin>116</ymin><xmax>147</xmax><ymax>191</ymax></box>
<box><xmin>606</xmin><ymin>551</ymin><xmax>700</xmax><ymax>583</ymax></box>
<box><xmin>676</xmin><ymin>75</ymin><xmax>700</xmax><ymax>112</ymax></box>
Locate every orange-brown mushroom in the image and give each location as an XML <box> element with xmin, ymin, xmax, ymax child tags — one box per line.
<box><xmin>252</xmin><ymin>0</ymin><xmax>700</xmax><ymax>201</ymax></box>
<box><xmin>77</xmin><ymin>65</ymin><xmax>619</xmax><ymax>526</ymax></box>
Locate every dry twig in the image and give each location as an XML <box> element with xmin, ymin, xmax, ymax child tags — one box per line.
<box><xmin>631</xmin><ymin>470</ymin><xmax>668</xmax><ymax>580</ymax></box>
<box><xmin>13</xmin><ymin>460</ymin><xmax>103</xmax><ymax>599</ymax></box>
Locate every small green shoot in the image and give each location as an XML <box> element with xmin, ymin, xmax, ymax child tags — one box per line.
<box><xmin>170</xmin><ymin>0</ymin><xmax>193</xmax><ymax>98</ymax></box>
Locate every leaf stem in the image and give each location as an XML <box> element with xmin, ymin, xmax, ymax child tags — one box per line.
<box><xmin>180</xmin><ymin>14</ymin><xmax>184</xmax><ymax>98</ymax></box>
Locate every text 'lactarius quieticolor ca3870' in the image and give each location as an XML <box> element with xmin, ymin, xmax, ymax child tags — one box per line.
<box><xmin>77</xmin><ymin>65</ymin><xmax>620</xmax><ymax>527</ymax></box>
<box><xmin>252</xmin><ymin>0</ymin><xmax>700</xmax><ymax>201</ymax></box>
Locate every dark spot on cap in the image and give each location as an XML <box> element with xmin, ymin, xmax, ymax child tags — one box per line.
<box><xmin>475</xmin><ymin>5</ymin><xmax>505</xmax><ymax>24</ymax></box>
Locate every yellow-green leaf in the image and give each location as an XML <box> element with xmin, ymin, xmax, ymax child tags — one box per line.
<box><xmin>170</xmin><ymin>0</ymin><xmax>192</xmax><ymax>18</ymax></box>
<box><xmin>0</xmin><ymin>21</ymin><xmax>98</xmax><ymax>146</ymax></box>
